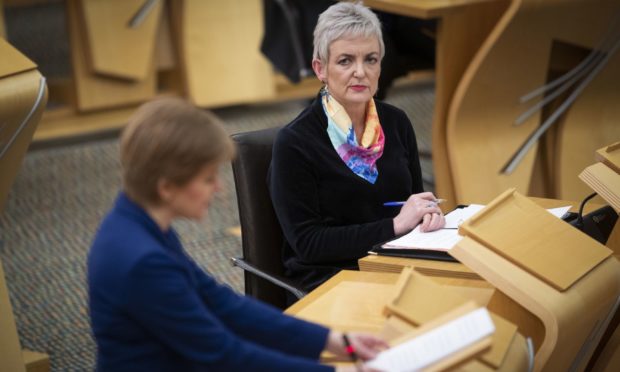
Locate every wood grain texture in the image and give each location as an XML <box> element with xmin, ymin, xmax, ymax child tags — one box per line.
<box><xmin>174</xmin><ymin>0</ymin><xmax>275</xmax><ymax>107</ymax></box>
<box><xmin>67</xmin><ymin>0</ymin><xmax>157</xmax><ymax>112</ymax></box>
<box><xmin>0</xmin><ymin>42</ymin><xmax>48</xmax><ymax>371</ymax></box>
<box><xmin>431</xmin><ymin>0</ymin><xmax>509</xmax><ymax>211</ymax></box>
<box><xmin>447</xmin><ymin>0</ymin><xmax>620</xmax><ymax>204</ymax></box>
<box><xmin>364</xmin><ymin>0</ymin><xmax>500</xmax><ymax>19</ymax></box>
<box><xmin>0</xmin><ymin>260</ymin><xmax>26</xmax><ymax>372</ymax></box>
<box><xmin>579</xmin><ymin>162</ymin><xmax>620</xmax><ymax>213</ymax></box>
<box><xmin>0</xmin><ymin>38</ymin><xmax>37</xmax><ymax>78</ymax></box>
<box><xmin>459</xmin><ymin>189</ymin><xmax>611</xmax><ymax>291</ymax></box>
<box><xmin>451</xmin><ymin>236</ymin><xmax>620</xmax><ymax>372</ymax></box>
<box><xmin>596</xmin><ymin>142</ymin><xmax>620</xmax><ymax>174</ymax></box>
<box><xmin>80</xmin><ymin>0</ymin><xmax>162</xmax><ymax>80</ymax></box>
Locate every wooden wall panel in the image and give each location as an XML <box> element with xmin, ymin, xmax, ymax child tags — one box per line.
<box><xmin>176</xmin><ymin>0</ymin><xmax>275</xmax><ymax>107</ymax></box>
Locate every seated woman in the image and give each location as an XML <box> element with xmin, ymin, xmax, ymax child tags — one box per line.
<box><xmin>269</xmin><ymin>3</ymin><xmax>445</xmax><ymax>295</ymax></box>
<box><xmin>88</xmin><ymin>98</ymin><xmax>386</xmax><ymax>371</ymax></box>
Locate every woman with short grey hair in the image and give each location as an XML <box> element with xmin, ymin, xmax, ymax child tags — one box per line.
<box><xmin>270</xmin><ymin>2</ymin><xmax>445</xmax><ymax>301</ymax></box>
<box><xmin>312</xmin><ymin>2</ymin><xmax>385</xmax><ymax>64</ymax></box>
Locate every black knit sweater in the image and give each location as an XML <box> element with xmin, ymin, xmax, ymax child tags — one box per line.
<box><xmin>269</xmin><ymin>96</ymin><xmax>424</xmax><ymax>293</ymax></box>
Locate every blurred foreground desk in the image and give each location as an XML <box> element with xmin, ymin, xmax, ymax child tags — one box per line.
<box><xmin>286</xmin><ymin>270</ymin><xmax>530</xmax><ymax>370</ymax></box>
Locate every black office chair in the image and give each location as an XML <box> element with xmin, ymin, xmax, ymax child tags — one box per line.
<box><xmin>230</xmin><ymin>127</ymin><xmax>306</xmax><ymax>309</ymax></box>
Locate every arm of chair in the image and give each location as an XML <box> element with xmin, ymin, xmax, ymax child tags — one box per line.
<box><xmin>230</xmin><ymin>257</ymin><xmax>306</xmax><ymax>300</ymax></box>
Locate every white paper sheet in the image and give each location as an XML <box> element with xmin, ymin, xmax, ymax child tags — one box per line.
<box><xmin>546</xmin><ymin>206</ymin><xmax>571</xmax><ymax>219</ymax></box>
<box><xmin>366</xmin><ymin>308</ymin><xmax>495</xmax><ymax>372</ymax></box>
<box><xmin>381</xmin><ymin>204</ymin><xmax>572</xmax><ymax>251</ymax></box>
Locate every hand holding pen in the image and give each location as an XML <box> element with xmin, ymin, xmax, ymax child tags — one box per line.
<box><xmin>391</xmin><ymin>192</ymin><xmax>446</xmax><ymax>234</ymax></box>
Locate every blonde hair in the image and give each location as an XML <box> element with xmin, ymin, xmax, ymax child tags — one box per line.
<box><xmin>312</xmin><ymin>2</ymin><xmax>384</xmax><ymax>64</ymax></box>
<box><xmin>120</xmin><ymin>97</ymin><xmax>234</xmax><ymax>205</ymax></box>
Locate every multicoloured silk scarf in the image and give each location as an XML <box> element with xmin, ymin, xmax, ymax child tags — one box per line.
<box><xmin>321</xmin><ymin>89</ymin><xmax>385</xmax><ymax>183</ymax></box>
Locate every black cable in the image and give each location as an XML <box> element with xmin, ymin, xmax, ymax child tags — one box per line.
<box><xmin>576</xmin><ymin>192</ymin><xmax>598</xmax><ymax>229</ymax></box>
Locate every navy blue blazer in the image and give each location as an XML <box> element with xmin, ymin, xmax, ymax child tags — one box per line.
<box><xmin>88</xmin><ymin>193</ymin><xmax>332</xmax><ymax>371</ymax></box>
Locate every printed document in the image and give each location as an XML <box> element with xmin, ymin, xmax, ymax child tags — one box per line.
<box><xmin>366</xmin><ymin>307</ymin><xmax>495</xmax><ymax>372</ymax></box>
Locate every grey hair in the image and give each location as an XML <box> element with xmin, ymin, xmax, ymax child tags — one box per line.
<box><xmin>312</xmin><ymin>2</ymin><xmax>384</xmax><ymax>64</ymax></box>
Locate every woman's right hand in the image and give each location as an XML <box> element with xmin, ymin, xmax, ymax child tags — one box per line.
<box><xmin>392</xmin><ymin>192</ymin><xmax>443</xmax><ymax>235</ymax></box>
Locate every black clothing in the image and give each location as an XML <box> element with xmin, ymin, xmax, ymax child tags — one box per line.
<box><xmin>268</xmin><ymin>96</ymin><xmax>424</xmax><ymax>294</ymax></box>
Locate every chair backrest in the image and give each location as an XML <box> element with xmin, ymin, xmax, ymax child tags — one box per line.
<box><xmin>231</xmin><ymin>127</ymin><xmax>286</xmax><ymax>308</ymax></box>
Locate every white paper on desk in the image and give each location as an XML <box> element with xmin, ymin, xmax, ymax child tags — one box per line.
<box><xmin>382</xmin><ymin>205</ymin><xmax>483</xmax><ymax>251</ymax></box>
<box><xmin>381</xmin><ymin>204</ymin><xmax>571</xmax><ymax>251</ymax></box>
<box><xmin>382</xmin><ymin>226</ymin><xmax>461</xmax><ymax>251</ymax></box>
<box><xmin>444</xmin><ymin>204</ymin><xmax>485</xmax><ymax>229</ymax></box>
<box><xmin>366</xmin><ymin>308</ymin><xmax>495</xmax><ymax>372</ymax></box>
<box><xmin>546</xmin><ymin>206</ymin><xmax>571</xmax><ymax>219</ymax></box>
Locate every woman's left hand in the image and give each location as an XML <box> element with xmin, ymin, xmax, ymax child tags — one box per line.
<box><xmin>419</xmin><ymin>211</ymin><xmax>446</xmax><ymax>233</ymax></box>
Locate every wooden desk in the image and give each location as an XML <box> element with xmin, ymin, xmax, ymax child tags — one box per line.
<box><xmin>286</xmin><ymin>270</ymin><xmax>400</xmax><ymax>333</ymax></box>
<box><xmin>365</xmin><ymin>0</ymin><xmax>510</xmax><ymax>211</ymax></box>
<box><xmin>360</xmin><ymin>197</ymin><xmax>607</xmax><ymax>275</ymax></box>
<box><xmin>365</xmin><ymin>0</ymin><xmax>499</xmax><ymax>19</ymax></box>
<box><xmin>286</xmin><ymin>269</ymin><xmax>529</xmax><ymax>370</ymax></box>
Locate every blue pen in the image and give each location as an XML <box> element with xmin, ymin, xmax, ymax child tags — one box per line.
<box><xmin>383</xmin><ymin>199</ymin><xmax>446</xmax><ymax>207</ymax></box>
<box><xmin>383</xmin><ymin>201</ymin><xmax>406</xmax><ymax>207</ymax></box>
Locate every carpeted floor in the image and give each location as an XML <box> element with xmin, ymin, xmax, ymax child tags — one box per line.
<box><xmin>0</xmin><ymin>81</ymin><xmax>435</xmax><ymax>371</ymax></box>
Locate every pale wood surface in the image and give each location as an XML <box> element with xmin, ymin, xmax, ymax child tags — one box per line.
<box><xmin>34</xmin><ymin>105</ymin><xmax>136</xmax><ymax>142</ymax></box>
<box><xmin>80</xmin><ymin>0</ymin><xmax>162</xmax><ymax>81</ymax></box>
<box><xmin>0</xmin><ymin>38</ymin><xmax>37</xmax><ymax>78</ymax></box>
<box><xmin>23</xmin><ymin>350</ymin><xmax>49</xmax><ymax>372</ymax></box>
<box><xmin>430</xmin><ymin>0</ymin><xmax>509</xmax><ymax>211</ymax></box>
<box><xmin>580</xmin><ymin>163</ymin><xmax>620</xmax><ymax>213</ymax></box>
<box><xmin>294</xmin><ymin>281</ymin><xmax>397</xmax><ymax>333</ymax></box>
<box><xmin>0</xmin><ymin>70</ymin><xmax>47</xmax><ymax>210</ymax></box>
<box><xmin>608</xmin><ymin>222</ymin><xmax>620</xmax><ymax>256</ymax></box>
<box><xmin>359</xmin><ymin>254</ymin><xmax>480</xmax><ymax>278</ymax></box>
<box><xmin>597</xmin><ymin>142</ymin><xmax>620</xmax><ymax>174</ymax></box>
<box><xmin>460</xmin><ymin>189</ymin><xmax>611</xmax><ymax>291</ymax></box>
<box><xmin>452</xmin><ymin>236</ymin><xmax>620</xmax><ymax>372</ymax></box>
<box><xmin>1</xmin><ymin>259</ymin><xmax>26</xmax><ymax>372</ymax></box>
<box><xmin>174</xmin><ymin>0</ymin><xmax>275</xmax><ymax>107</ymax></box>
<box><xmin>67</xmin><ymin>0</ymin><xmax>157</xmax><ymax>112</ymax></box>
<box><xmin>288</xmin><ymin>269</ymin><xmax>527</xmax><ymax>370</ymax></box>
<box><xmin>364</xmin><ymin>0</ymin><xmax>500</xmax><ymax>19</ymax></box>
<box><xmin>590</xmin><ymin>318</ymin><xmax>620</xmax><ymax>372</ymax></box>
<box><xmin>387</xmin><ymin>268</ymin><xmax>515</xmax><ymax>368</ymax></box>
<box><xmin>0</xmin><ymin>43</ymin><xmax>49</xmax><ymax>372</ymax></box>
<box><xmin>286</xmin><ymin>270</ymin><xmax>400</xmax><ymax>317</ymax></box>
<box><xmin>446</xmin><ymin>0</ymin><xmax>620</xmax><ymax>204</ymax></box>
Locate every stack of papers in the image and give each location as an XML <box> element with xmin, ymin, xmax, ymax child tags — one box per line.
<box><xmin>382</xmin><ymin>205</ymin><xmax>571</xmax><ymax>251</ymax></box>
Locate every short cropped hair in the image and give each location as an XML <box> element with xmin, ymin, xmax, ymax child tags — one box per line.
<box><xmin>120</xmin><ymin>97</ymin><xmax>234</xmax><ymax>206</ymax></box>
<box><xmin>312</xmin><ymin>2</ymin><xmax>385</xmax><ymax>64</ymax></box>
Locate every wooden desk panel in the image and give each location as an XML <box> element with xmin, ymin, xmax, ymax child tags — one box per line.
<box><xmin>365</xmin><ymin>0</ymin><xmax>500</xmax><ymax>19</ymax></box>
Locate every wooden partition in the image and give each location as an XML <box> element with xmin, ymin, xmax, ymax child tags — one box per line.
<box><xmin>451</xmin><ymin>189</ymin><xmax>620</xmax><ymax>371</ymax></box>
<box><xmin>0</xmin><ymin>38</ymin><xmax>49</xmax><ymax>372</ymax></box>
<box><xmin>446</xmin><ymin>0</ymin><xmax>620</xmax><ymax>204</ymax></box>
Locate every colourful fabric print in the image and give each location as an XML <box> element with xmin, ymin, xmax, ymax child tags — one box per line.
<box><xmin>321</xmin><ymin>89</ymin><xmax>385</xmax><ymax>183</ymax></box>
